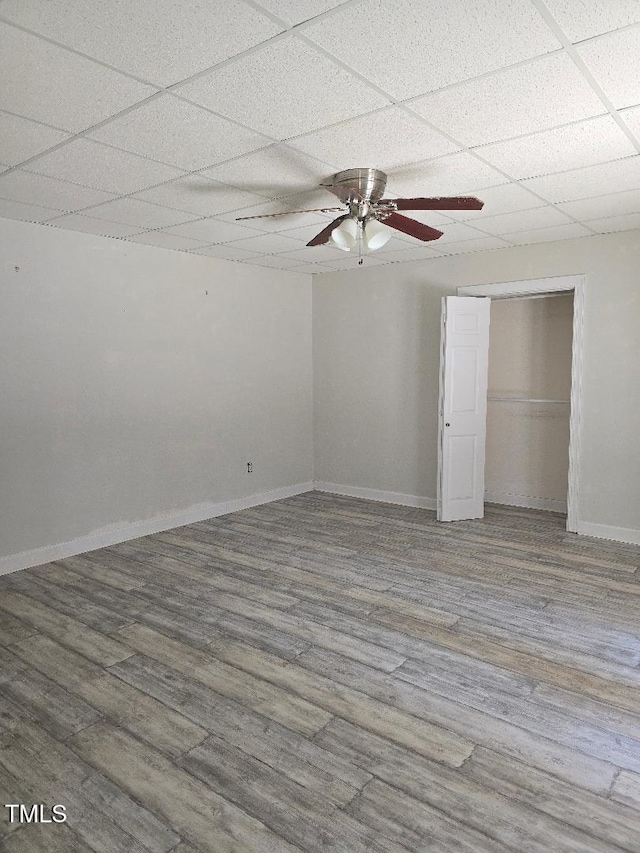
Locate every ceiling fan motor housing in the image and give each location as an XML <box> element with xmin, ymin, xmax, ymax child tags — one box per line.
<box><xmin>325</xmin><ymin>168</ymin><xmax>388</xmax><ymax>209</ymax></box>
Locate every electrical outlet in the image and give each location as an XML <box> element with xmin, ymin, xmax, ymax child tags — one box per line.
<box><xmin>247</xmin><ymin>461</ymin><xmax>253</xmax><ymax>473</ymax></box>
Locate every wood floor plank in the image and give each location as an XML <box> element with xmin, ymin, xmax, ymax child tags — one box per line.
<box><xmin>179</xmin><ymin>735</ymin><xmax>411</xmax><ymax>853</ymax></box>
<box><xmin>9</xmin><ymin>634</ymin><xmax>208</xmax><ymax>758</ymax></box>
<box><xmin>113</xmin><ymin>623</ymin><xmax>333</xmax><ymax>737</ymax></box>
<box><xmin>0</xmin><ymin>495</ymin><xmax>638</xmax><ymax>852</ymax></box>
<box><xmin>70</xmin><ymin>722</ymin><xmax>304</xmax><ymax>853</ymax></box>
<box><xmin>206</xmin><ymin>637</ymin><xmax>475</xmax><ymax>768</ymax></box>
<box><xmin>462</xmin><ymin>745</ymin><xmax>640</xmax><ymax>852</ymax></box>
<box><xmin>0</xmin><ymin>589</ymin><xmax>133</xmax><ymax>666</ymax></box>
<box><xmin>110</xmin><ymin>652</ymin><xmax>371</xmax><ymax>806</ymax></box>
<box><xmin>0</xmin><ymin>707</ymin><xmax>180</xmax><ymax>853</ymax></box>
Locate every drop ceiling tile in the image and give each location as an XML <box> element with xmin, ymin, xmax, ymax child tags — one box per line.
<box><xmin>373</xmin><ymin>245</ymin><xmax>443</xmax><ymax>262</ymax></box>
<box><xmin>319</xmin><ymin>254</ymin><xmax>387</xmax><ymax>270</ymax></box>
<box><xmin>254</xmin><ymin>0</ymin><xmax>351</xmax><ymax>26</ymax></box>
<box><xmin>541</xmin><ymin>0</ymin><xmax>640</xmax><ymax>42</ymax></box>
<box><xmin>472</xmin><ymin>205</ymin><xmax>572</xmax><ymax>235</ymax></box>
<box><xmin>478</xmin><ymin>116</ymin><xmax>636</xmax><ymax>179</ymax></box>
<box><xmin>0</xmin><ymin>0</ymin><xmax>282</xmax><ymax>87</ymax></box>
<box><xmin>0</xmin><ymin>198</ymin><xmax>61</xmax><ymax>222</ymax></box>
<box><xmin>438</xmin><ymin>236</ymin><xmax>510</xmax><ymax>254</ymax></box>
<box><xmin>26</xmin><ymin>139</ymin><xmax>185</xmax><ymax>194</ymax></box>
<box><xmin>180</xmin><ymin>38</ymin><xmax>389</xmax><ymax>140</ymax></box>
<box><xmin>558</xmin><ymin>188</ymin><xmax>640</xmax><ymax>220</ymax></box>
<box><xmin>0</xmin><ymin>170</ymin><xmax>115</xmax><ymax>211</ymax></box>
<box><xmin>244</xmin><ymin>255</ymin><xmax>303</xmax><ymax>269</ymax></box>
<box><xmin>189</xmin><ymin>244</ymin><xmax>263</xmax><ymax>260</ymax></box>
<box><xmin>505</xmin><ymin>223</ymin><xmax>593</xmax><ymax>244</ymax></box>
<box><xmin>0</xmin><ymin>112</ymin><xmax>71</xmax><ymax>166</ymax></box>
<box><xmin>88</xmin><ymin>97</ymin><xmax>268</xmax><ymax>171</ymax></box>
<box><xmin>520</xmin><ymin>155</ymin><xmax>640</xmax><ymax>202</ymax></box>
<box><xmin>444</xmin><ymin>183</ymin><xmax>545</xmax><ymax>220</ymax></box>
<box><xmin>45</xmin><ymin>213</ymin><xmax>144</xmax><ymax>237</ymax></box>
<box><xmin>577</xmin><ymin>27</ymin><xmax>640</xmax><ymax>109</ymax></box>
<box><xmin>281</xmin><ymin>245</ymin><xmax>349</xmax><ymax>263</ymax></box>
<box><xmin>217</xmin><ymin>192</ymin><xmax>336</xmax><ymax>232</ymax></box>
<box><xmin>289</xmin><ymin>107</ymin><xmax>458</xmax><ymax>171</ymax></box>
<box><xmin>127</xmin><ymin>232</ymin><xmax>210</xmax><ymax>251</ymax></box>
<box><xmin>304</xmin><ymin>0</ymin><xmax>559</xmax><ymax>99</ymax></box>
<box><xmin>163</xmin><ymin>218</ymin><xmax>262</xmax><ymax>243</ymax></box>
<box><xmin>85</xmin><ymin>198</ymin><xmax>195</xmax><ymax>229</ymax></box>
<box><xmin>386</xmin><ymin>152</ymin><xmax>507</xmax><ymax>196</ymax></box>
<box><xmin>201</xmin><ymin>145</ymin><xmax>333</xmax><ymax>199</ymax></box>
<box><xmin>588</xmin><ymin>212</ymin><xmax>640</xmax><ymax>232</ymax></box>
<box><xmin>621</xmin><ymin>104</ymin><xmax>640</xmax><ymax>138</ymax></box>
<box><xmin>0</xmin><ymin>24</ymin><xmax>153</xmax><ymax>133</ymax></box>
<box><xmin>289</xmin><ymin>263</ymin><xmax>336</xmax><ymax>274</ymax></box>
<box><xmin>133</xmin><ymin>177</ymin><xmax>266</xmax><ymax>217</ymax></box>
<box><xmin>278</xmin><ymin>222</ymin><xmax>340</xmax><ymax>243</ymax></box>
<box><xmin>226</xmin><ymin>232</ymin><xmax>303</xmax><ymax>254</ymax></box>
<box><xmin>434</xmin><ymin>222</ymin><xmax>490</xmax><ymax>243</ymax></box>
<box><xmin>409</xmin><ymin>53</ymin><xmax>605</xmax><ymax>147</ymax></box>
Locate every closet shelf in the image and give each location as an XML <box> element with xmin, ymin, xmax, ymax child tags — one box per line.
<box><xmin>488</xmin><ymin>396</ymin><xmax>570</xmax><ymax>404</ymax></box>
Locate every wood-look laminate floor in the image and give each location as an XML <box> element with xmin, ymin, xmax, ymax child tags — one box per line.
<box><xmin>1</xmin><ymin>492</ymin><xmax>639</xmax><ymax>852</ymax></box>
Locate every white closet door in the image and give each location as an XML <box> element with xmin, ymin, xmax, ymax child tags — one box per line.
<box><xmin>437</xmin><ymin>296</ymin><xmax>491</xmax><ymax>522</ymax></box>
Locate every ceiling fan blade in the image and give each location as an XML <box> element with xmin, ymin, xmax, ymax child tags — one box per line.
<box><xmin>236</xmin><ymin>206</ymin><xmax>343</xmax><ymax>221</ymax></box>
<box><xmin>306</xmin><ymin>215</ymin><xmax>349</xmax><ymax>246</ymax></box>
<box><xmin>383</xmin><ymin>212</ymin><xmax>443</xmax><ymax>242</ymax></box>
<box><xmin>379</xmin><ymin>196</ymin><xmax>484</xmax><ymax>211</ymax></box>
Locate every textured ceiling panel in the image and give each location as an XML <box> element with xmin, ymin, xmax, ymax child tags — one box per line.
<box><xmin>0</xmin><ymin>170</ymin><xmax>115</xmax><ymax>211</ymax></box>
<box><xmin>303</xmin><ymin>0</ymin><xmax>559</xmax><ymax>99</ymax></box>
<box><xmin>588</xmin><ymin>212</ymin><xmax>640</xmax><ymax>233</ymax></box>
<box><xmin>478</xmin><ymin>115</ymin><xmax>637</xmax><ymax>179</ymax></box>
<box><xmin>88</xmin><ymin>97</ymin><xmax>268</xmax><ymax>171</ymax></box>
<box><xmin>538</xmin><ymin>0</ymin><xmax>640</xmax><ymax>42</ymax></box>
<box><xmin>558</xmin><ymin>188</ymin><xmax>640</xmax><ymax>221</ymax></box>
<box><xmin>386</xmin><ymin>152</ymin><xmax>507</xmax><ymax>197</ymax></box>
<box><xmin>132</xmin><ymin>177</ymin><xmax>267</xmax><ymax>217</ymax></box>
<box><xmin>163</xmin><ymin>218</ymin><xmax>262</xmax><ymax>244</ymax></box>
<box><xmin>577</xmin><ymin>27</ymin><xmax>640</xmax><ymax>109</ymax></box>
<box><xmin>0</xmin><ymin>24</ymin><xmax>153</xmax><ymax>132</ymax></box>
<box><xmin>288</xmin><ymin>107</ymin><xmax>458</xmax><ymax>171</ymax></box>
<box><xmin>253</xmin><ymin>0</ymin><xmax>351</xmax><ymax>26</ymax></box>
<box><xmin>0</xmin><ymin>0</ymin><xmax>639</xmax><ymax>267</ymax></box>
<box><xmin>46</xmin><ymin>213</ymin><xmax>145</xmax><ymax>238</ymax></box>
<box><xmin>472</xmin><ymin>205</ymin><xmax>572</xmax><ymax>235</ymax></box>
<box><xmin>201</xmin><ymin>145</ymin><xmax>333</xmax><ymax>199</ymax></box>
<box><xmin>26</xmin><ymin>139</ymin><xmax>184</xmax><ymax>194</ymax></box>
<box><xmin>521</xmin><ymin>156</ymin><xmax>640</xmax><ymax>202</ymax></box>
<box><xmin>0</xmin><ymin>112</ymin><xmax>70</xmax><ymax>166</ymax></box>
<box><xmin>504</xmin><ymin>222</ymin><xmax>593</xmax><ymax>243</ymax></box>
<box><xmin>0</xmin><ymin>0</ymin><xmax>283</xmax><ymax>86</ymax></box>
<box><xmin>409</xmin><ymin>53</ymin><xmax>606</xmax><ymax>146</ymax></box>
<box><xmin>81</xmin><ymin>198</ymin><xmax>195</xmax><ymax>229</ymax></box>
<box><xmin>179</xmin><ymin>38</ymin><xmax>389</xmax><ymax>140</ymax></box>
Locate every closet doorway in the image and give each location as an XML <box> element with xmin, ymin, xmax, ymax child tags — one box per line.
<box><xmin>438</xmin><ymin>275</ymin><xmax>584</xmax><ymax>532</ymax></box>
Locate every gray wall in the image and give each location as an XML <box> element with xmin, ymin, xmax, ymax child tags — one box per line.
<box><xmin>0</xmin><ymin>218</ymin><xmax>313</xmax><ymax>562</ymax></box>
<box><xmin>313</xmin><ymin>230</ymin><xmax>640</xmax><ymax>540</ymax></box>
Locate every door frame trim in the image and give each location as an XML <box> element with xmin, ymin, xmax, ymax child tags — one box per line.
<box><xmin>457</xmin><ymin>275</ymin><xmax>585</xmax><ymax>533</ymax></box>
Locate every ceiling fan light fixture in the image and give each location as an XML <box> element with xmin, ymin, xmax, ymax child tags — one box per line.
<box><xmin>364</xmin><ymin>218</ymin><xmax>392</xmax><ymax>251</ymax></box>
<box><xmin>331</xmin><ymin>217</ymin><xmax>358</xmax><ymax>250</ymax></box>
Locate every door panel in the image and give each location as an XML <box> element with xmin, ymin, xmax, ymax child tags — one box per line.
<box><xmin>437</xmin><ymin>296</ymin><xmax>491</xmax><ymax>521</ymax></box>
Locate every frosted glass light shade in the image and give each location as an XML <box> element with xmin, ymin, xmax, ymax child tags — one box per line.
<box><xmin>364</xmin><ymin>218</ymin><xmax>392</xmax><ymax>250</ymax></box>
<box><xmin>331</xmin><ymin>217</ymin><xmax>357</xmax><ymax>249</ymax></box>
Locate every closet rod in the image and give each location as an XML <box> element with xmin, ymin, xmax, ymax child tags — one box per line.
<box><xmin>488</xmin><ymin>396</ymin><xmax>570</xmax><ymax>404</ymax></box>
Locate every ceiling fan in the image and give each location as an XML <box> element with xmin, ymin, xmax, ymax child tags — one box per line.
<box><xmin>236</xmin><ymin>168</ymin><xmax>484</xmax><ymax>263</ymax></box>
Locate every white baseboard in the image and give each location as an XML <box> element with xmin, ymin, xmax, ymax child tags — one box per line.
<box><xmin>0</xmin><ymin>481</ymin><xmax>314</xmax><ymax>576</ymax></box>
<box><xmin>576</xmin><ymin>521</ymin><xmax>640</xmax><ymax>546</ymax></box>
<box><xmin>314</xmin><ymin>481</ymin><xmax>437</xmax><ymax>510</ymax></box>
<box><xmin>484</xmin><ymin>491</ymin><xmax>568</xmax><ymax>513</ymax></box>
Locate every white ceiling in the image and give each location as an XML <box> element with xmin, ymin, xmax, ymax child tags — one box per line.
<box><xmin>1</xmin><ymin>0</ymin><xmax>640</xmax><ymax>273</ymax></box>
